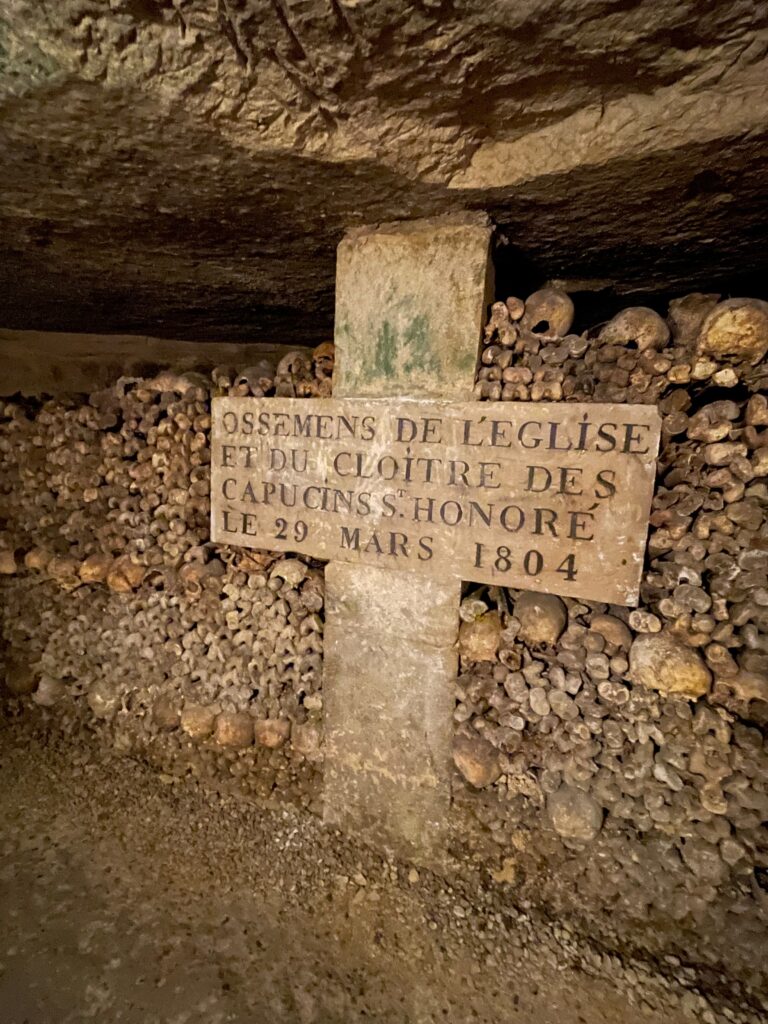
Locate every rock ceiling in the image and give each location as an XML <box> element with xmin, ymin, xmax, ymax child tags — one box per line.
<box><xmin>1</xmin><ymin>0</ymin><xmax>767</xmax><ymax>341</ymax></box>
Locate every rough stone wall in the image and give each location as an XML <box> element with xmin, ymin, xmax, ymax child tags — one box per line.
<box><xmin>454</xmin><ymin>291</ymin><xmax>768</xmax><ymax>984</ymax></box>
<box><xmin>2</xmin><ymin>2</ymin><xmax>768</xmax><ymax>338</ymax></box>
<box><xmin>0</xmin><ymin>351</ymin><xmax>331</xmax><ymax>805</ymax></box>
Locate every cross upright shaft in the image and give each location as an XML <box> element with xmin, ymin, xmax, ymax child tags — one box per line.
<box><xmin>323</xmin><ymin>214</ymin><xmax>493</xmax><ymax>862</ymax></box>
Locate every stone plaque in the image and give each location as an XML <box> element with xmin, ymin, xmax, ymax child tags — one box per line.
<box><xmin>211</xmin><ymin>397</ymin><xmax>661</xmax><ymax>605</ymax></box>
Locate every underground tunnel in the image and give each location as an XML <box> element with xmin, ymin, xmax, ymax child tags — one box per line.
<box><xmin>1</xmin><ymin>2</ymin><xmax>768</xmax><ymax>1022</ymax></box>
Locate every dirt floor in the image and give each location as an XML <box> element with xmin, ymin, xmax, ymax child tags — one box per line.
<box><xmin>0</xmin><ymin>717</ymin><xmax>765</xmax><ymax>1024</ymax></box>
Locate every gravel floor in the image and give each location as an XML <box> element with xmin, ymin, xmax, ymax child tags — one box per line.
<box><xmin>0</xmin><ymin>717</ymin><xmax>764</xmax><ymax>1024</ymax></box>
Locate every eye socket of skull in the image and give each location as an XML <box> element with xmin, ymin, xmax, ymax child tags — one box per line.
<box><xmin>236</xmin><ymin>360</ymin><xmax>277</xmax><ymax>389</ymax></box>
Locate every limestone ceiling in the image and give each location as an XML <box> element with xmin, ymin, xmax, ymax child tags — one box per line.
<box><xmin>1</xmin><ymin>0</ymin><xmax>767</xmax><ymax>340</ymax></box>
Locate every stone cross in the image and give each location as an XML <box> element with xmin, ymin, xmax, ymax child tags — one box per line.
<box><xmin>323</xmin><ymin>214</ymin><xmax>493</xmax><ymax>862</ymax></box>
<box><xmin>210</xmin><ymin>216</ymin><xmax>661</xmax><ymax>859</ymax></box>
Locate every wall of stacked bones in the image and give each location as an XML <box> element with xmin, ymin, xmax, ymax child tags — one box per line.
<box><xmin>0</xmin><ymin>350</ymin><xmax>333</xmax><ymax>810</ymax></box>
<box><xmin>1</xmin><ymin>291</ymin><xmax>767</xmax><ymax>979</ymax></box>
<box><xmin>458</xmin><ymin>290</ymin><xmax>768</xmax><ymax>980</ymax></box>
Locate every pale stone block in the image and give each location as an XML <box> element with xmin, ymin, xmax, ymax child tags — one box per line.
<box><xmin>323</xmin><ymin>762</ymin><xmax>452</xmax><ymax>864</ymax></box>
<box><xmin>324</xmin><ymin>562</ymin><xmax>460</xmax><ymax>648</ymax></box>
<box><xmin>333</xmin><ymin>213</ymin><xmax>493</xmax><ymax>400</ymax></box>
<box><xmin>323</xmin><ymin>600</ymin><xmax>457</xmax><ymax>861</ymax></box>
<box><xmin>324</xmin><ymin>613</ymin><xmax>457</xmax><ymax>776</ymax></box>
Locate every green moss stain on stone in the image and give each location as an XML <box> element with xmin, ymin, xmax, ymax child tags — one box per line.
<box><xmin>341</xmin><ymin>299</ymin><xmax>481</xmax><ymax>393</ymax></box>
<box><xmin>459</xmin><ymin>345</ymin><xmax>480</xmax><ymax>373</ymax></box>
<box><xmin>370</xmin><ymin>313</ymin><xmax>438</xmax><ymax>382</ymax></box>
<box><xmin>374</xmin><ymin>321</ymin><xmax>398</xmax><ymax>379</ymax></box>
<box><xmin>402</xmin><ymin>315</ymin><xmax>439</xmax><ymax>376</ymax></box>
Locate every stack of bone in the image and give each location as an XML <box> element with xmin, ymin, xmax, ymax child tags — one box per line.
<box><xmin>456</xmin><ymin>290</ymin><xmax>768</xmax><ymax>971</ymax></box>
<box><xmin>0</xmin><ymin>345</ymin><xmax>332</xmax><ymax>802</ymax></box>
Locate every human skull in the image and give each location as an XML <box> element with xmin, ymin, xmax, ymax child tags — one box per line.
<box><xmin>598</xmin><ymin>307</ymin><xmax>669</xmax><ymax>352</ymax></box>
<box><xmin>520</xmin><ymin>288</ymin><xmax>574</xmax><ymax>340</ymax></box>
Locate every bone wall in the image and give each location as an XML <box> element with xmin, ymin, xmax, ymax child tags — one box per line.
<box><xmin>455</xmin><ymin>291</ymin><xmax>768</xmax><ymax>984</ymax></box>
<box><xmin>0</xmin><ymin>351</ymin><xmax>331</xmax><ymax>804</ymax></box>
<box><xmin>1</xmin><ymin>294</ymin><xmax>767</xmax><ymax>988</ymax></box>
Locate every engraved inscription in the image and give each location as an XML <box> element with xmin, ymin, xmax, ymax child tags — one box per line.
<box><xmin>210</xmin><ymin>398</ymin><xmax>661</xmax><ymax>604</ymax></box>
